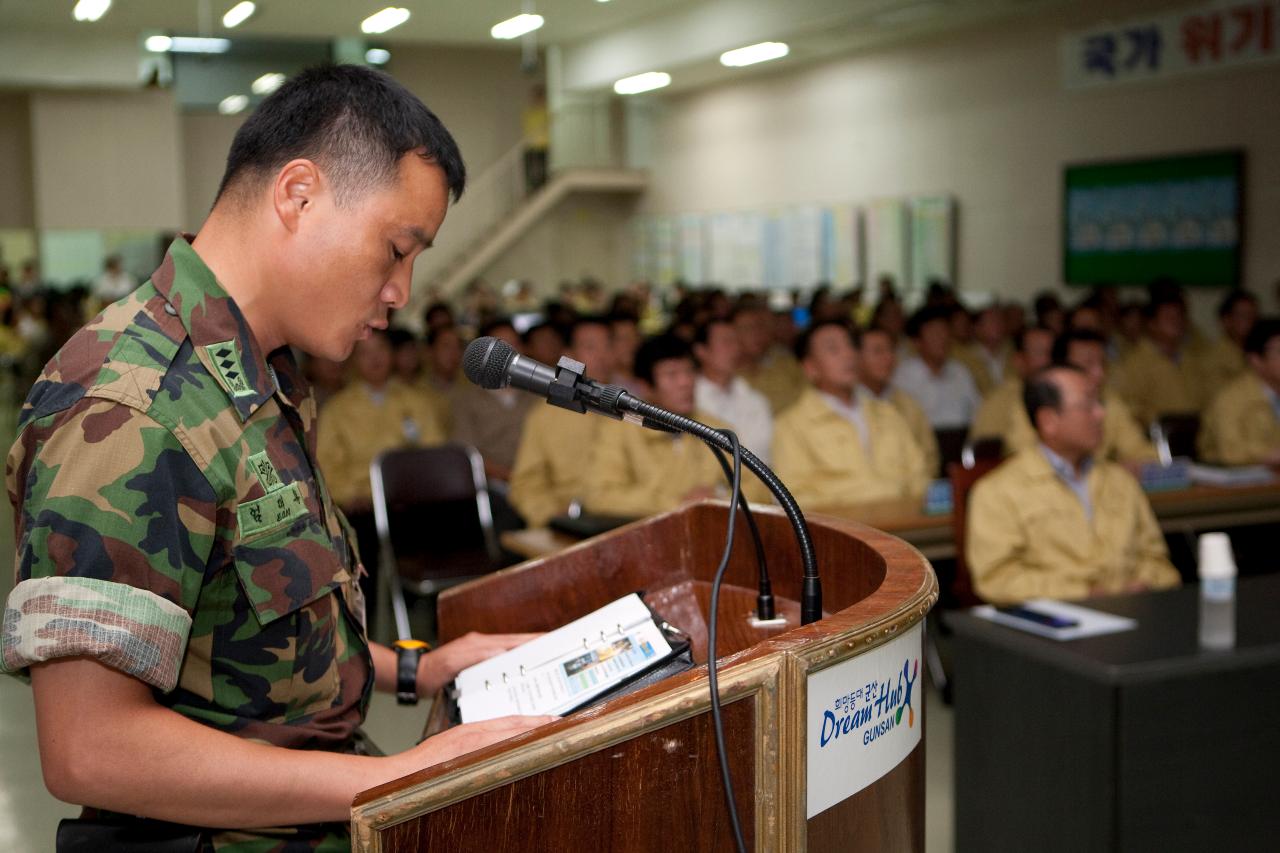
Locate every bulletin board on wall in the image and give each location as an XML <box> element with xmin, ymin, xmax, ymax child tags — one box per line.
<box><xmin>1063</xmin><ymin>150</ymin><xmax>1243</xmax><ymax>287</ymax></box>
<box><xmin>631</xmin><ymin>195</ymin><xmax>954</xmax><ymax>295</ymax></box>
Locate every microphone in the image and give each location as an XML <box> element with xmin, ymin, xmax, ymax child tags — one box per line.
<box><xmin>461</xmin><ymin>335</ymin><xmax>821</xmax><ymax>625</ymax></box>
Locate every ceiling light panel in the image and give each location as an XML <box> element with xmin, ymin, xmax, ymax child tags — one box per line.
<box><xmin>491</xmin><ymin>14</ymin><xmax>544</xmax><ymax>40</ymax></box>
<box><xmin>251</xmin><ymin>73</ymin><xmax>285</xmax><ymax>95</ymax></box>
<box><xmin>73</xmin><ymin>0</ymin><xmax>111</xmax><ymax>22</ymax></box>
<box><xmin>614</xmin><ymin>71</ymin><xmax>671</xmax><ymax>95</ymax></box>
<box><xmin>222</xmin><ymin>2</ymin><xmax>256</xmax><ymax>29</ymax></box>
<box><xmin>361</xmin><ymin>8</ymin><xmax>410</xmax><ymax>35</ymax></box>
<box><xmin>219</xmin><ymin>94</ymin><xmax>249</xmax><ymax>115</ymax></box>
<box><xmin>720</xmin><ymin>42</ymin><xmax>789</xmax><ymax>67</ymax></box>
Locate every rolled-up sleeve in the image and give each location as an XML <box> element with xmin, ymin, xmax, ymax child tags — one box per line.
<box><xmin>2</xmin><ymin>398</ymin><xmax>216</xmax><ymax>691</ymax></box>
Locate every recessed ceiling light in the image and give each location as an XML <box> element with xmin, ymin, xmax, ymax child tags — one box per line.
<box><xmin>720</xmin><ymin>42</ymin><xmax>789</xmax><ymax>68</ymax></box>
<box><xmin>222</xmin><ymin>1</ymin><xmax>256</xmax><ymax>29</ymax></box>
<box><xmin>491</xmin><ymin>14</ymin><xmax>544</xmax><ymax>40</ymax></box>
<box><xmin>219</xmin><ymin>95</ymin><xmax>249</xmax><ymax>115</ymax></box>
<box><xmin>251</xmin><ymin>73</ymin><xmax>285</xmax><ymax>95</ymax></box>
<box><xmin>614</xmin><ymin>71</ymin><xmax>671</xmax><ymax>95</ymax></box>
<box><xmin>361</xmin><ymin>7</ymin><xmax>410</xmax><ymax>35</ymax></box>
<box><xmin>73</xmin><ymin>0</ymin><xmax>111</xmax><ymax>22</ymax></box>
<box><xmin>147</xmin><ymin>36</ymin><xmax>232</xmax><ymax>54</ymax></box>
<box><xmin>365</xmin><ymin>48</ymin><xmax>391</xmax><ymax>65</ymax></box>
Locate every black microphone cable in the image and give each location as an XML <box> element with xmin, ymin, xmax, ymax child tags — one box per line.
<box><xmin>705</xmin><ymin>437</ymin><xmax>775</xmax><ymax>622</ymax></box>
<box><xmin>707</xmin><ymin>428</ymin><xmax>748</xmax><ymax>853</ymax></box>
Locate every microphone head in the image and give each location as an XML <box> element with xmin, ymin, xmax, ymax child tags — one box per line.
<box><xmin>463</xmin><ymin>336</ymin><xmax>517</xmax><ymax>390</ymax></box>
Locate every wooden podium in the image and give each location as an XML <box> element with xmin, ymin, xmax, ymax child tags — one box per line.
<box><xmin>351</xmin><ymin>501</ymin><xmax>937</xmax><ymax>851</ymax></box>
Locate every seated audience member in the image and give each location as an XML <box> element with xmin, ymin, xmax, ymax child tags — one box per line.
<box><xmin>1004</xmin><ymin>329</ymin><xmax>1158</xmax><ymax>465</ymax></box>
<box><xmin>1033</xmin><ymin>291</ymin><xmax>1065</xmax><ymax>335</ymax></box>
<box><xmin>893</xmin><ymin>305</ymin><xmax>981</xmax><ymax>428</ymax></box>
<box><xmin>317</xmin><ymin>329</ymin><xmax>446</xmax><ymax>577</ymax></box>
<box><xmin>583</xmin><ymin>335</ymin><xmax>763</xmax><ymax>517</ymax></box>
<box><xmin>693</xmin><ymin>317</ymin><xmax>773</xmax><ymax>461</ymax></box>
<box><xmin>774</xmin><ymin>321</ymin><xmax>929</xmax><ymax>508</ymax></box>
<box><xmin>1199</xmin><ymin>318</ymin><xmax>1280</xmax><ymax>466</ymax></box>
<box><xmin>302</xmin><ymin>351</ymin><xmax>347</xmax><ymax>410</ymax></box>
<box><xmin>509</xmin><ymin>317</ymin><xmax>616</xmax><ymax>526</ymax></box>
<box><xmin>735</xmin><ymin>303</ymin><xmax>805</xmax><ymax>413</ymax></box>
<box><xmin>448</xmin><ymin>319</ymin><xmax>536</xmax><ymax>482</ymax></box>
<box><xmin>608</xmin><ymin>312</ymin><xmax>646</xmax><ymax>394</ymax></box>
<box><xmin>389</xmin><ymin>327</ymin><xmax>424</xmax><ymax>385</ymax></box>
<box><xmin>1112</xmin><ymin>292</ymin><xmax>1207</xmax><ymax>425</ymax></box>
<box><xmin>968</xmin><ymin>326</ymin><xmax>1055</xmax><ymax>442</ymax></box>
<box><xmin>1114</xmin><ymin>300</ymin><xmax>1144</xmax><ymax>358</ymax></box>
<box><xmin>422</xmin><ymin>300</ymin><xmax>455</xmax><ymax>334</ymax></box>
<box><xmin>967</xmin><ymin>367</ymin><xmax>1181</xmax><ymax>604</ymax></box>
<box><xmin>857</xmin><ymin>326</ymin><xmax>940</xmax><ymax>477</ymax></box>
<box><xmin>1200</xmin><ymin>289</ymin><xmax>1259</xmax><ymax>392</ymax></box>
<box><xmin>521</xmin><ymin>321</ymin><xmax>567</xmax><ymax>369</ymax></box>
<box><xmin>422</xmin><ymin>323</ymin><xmax>464</xmax><ymax>432</ymax></box>
<box><xmin>953</xmin><ymin>304</ymin><xmax>1009</xmax><ymax>396</ymax></box>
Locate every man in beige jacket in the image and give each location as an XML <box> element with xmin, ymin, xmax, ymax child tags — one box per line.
<box><xmin>774</xmin><ymin>321</ymin><xmax>929</xmax><ymax>509</ymax></box>
<box><xmin>1199</xmin><ymin>318</ymin><xmax>1280</xmax><ymax>466</ymax></box>
<box><xmin>967</xmin><ymin>366</ymin><xmax>1180</xmax><ymax>605</ymax></box>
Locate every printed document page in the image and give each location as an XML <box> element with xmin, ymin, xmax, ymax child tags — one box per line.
<box><xmin>455</xmin><ymin>593</ymin><xmax>675</xmax><ymax>723</ymax></box>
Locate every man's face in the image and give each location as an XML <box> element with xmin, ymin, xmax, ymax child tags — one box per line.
<box><xmin>916</xmin><ymin>319</ymin><xmax>950</xmax><ymax>364</ymax></box>
<box><xmin>1223</xmin><ymin>299</ymin><xmax>1259</xmax><ymax>343</ymax></box>
<box><xmin>430</xmin><ymin>328</ymin><xmax>463</xmax><ymax>380</ymax></box>
<box><xmin>1250</xmin><ymin>336</ymin><xmax>1280</xmax><ymax>390</ymax></box>
<box><xmin>733</xmin><ymin>309</ymin><xmax>771</xmax><ymax>362</ymax></box>
<box><xmin>803</xmin><ymin>325</ymin><xmax>859</xmax><ymax>396</ymax></box>
<box><xmin>695</xmin><ymin>323</ymin><xmax>741</xmax><ymax>381</ymax></box>
<box><xmin>571</xmin><ymin>324</ymin><xmax>614</xmax><ymax>379</ymax></box>
<box><xmin>393</xmin><ymin>342</ymin><xmax>421</xmax><ymax>379</ymax></box>
<box><xmin>974</xmin><ymin>308</ymin><xmax>1005</xmax><ymax>348</ymax></box>
<box><xmin>1040</xmin><ymin>370</ymin><xmax>1104</xmax><ymax>456</ymax></box>
<box><xmin>651</xmin><ymin>357</ymin><xmax>697</xmax><ymax>415</ymax></box>
<box><xmin>1070</xmin><ymin>307</ymin><xmax>1103</xmax><ymax>331</ymax></box>
<box><xmin>610</xmin><ymin>319</ymin><xmax>640</xmax><ymax>372</ymax></box>
<box><xmin>1065</xmin><ymin>340</ymin><xmax>1108</xmax><ymax>391</ymax></box>
<box><xmin>279</xmin><ymin>151</ymin><xmax>450</xmax><ymax>361</ymax></box>
<box><xmin>857</xmin><ymin>330</ymin><xmax>896</xmax><ymax>387</ymax></box>
<box><xmin>1149</xmin><ymin>302</ymin><xmax>1187</xmax><ymax>346</ymax></box>
<box><xmin>1018</xmin><ymin>329</ymin><xmax>1055</xmax><ymax>378</ymax></box>
<box><xmin>354</xmin><ymin>334</ymin><xmax>394</xmax><ymax>387</ymax></box>
<box><xmin>525</xmin><ymin>326</ymin><xmax>564</xmax><ymax>367</ymax></box>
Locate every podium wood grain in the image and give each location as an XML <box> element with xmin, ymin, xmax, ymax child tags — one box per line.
<box><xmin>352</xmin><ymin>501</ymin><xmax>938</xmax><ymax>851</ymax></box>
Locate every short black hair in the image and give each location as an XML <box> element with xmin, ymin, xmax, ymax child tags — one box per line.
<box><xmin>478</xmin><ymin>318</ymin><xmax>516</xmax><ymax>339</ymax></box>
<box><xmin>1051</xmin><ymin>328</ymin><xmax>1107</xmax><ymax>365</ymax></box>
<box><xmin>1244</xmin><ymin>318</ymin><xmax>1280</xmax><ymax>356</ymax></box>
<box><xmin>1144</xmin><ymin>292</ymin><xmax>1186</xmax><ymax>320</ymax></box>
<box><xmin>634</xmin><ymin>334</ymin><xmax>694</xmax><ymax>385</ymax></box>
<box><xmin>426</xmin><ymin>324</ymin><xmax>460</xmax><ymax>347</ymax></box>
<box><xmin>215</xmin><ymin>64</ymin><xmax>466</xmax><ymax>207</ymax></box>
<box><xmin>1023</xmin><ymin>365</ymin><xmax>1086</xmax><ymax>430</ymax></box>
<box><xmin>905</xmin><ymin>305</ymin><xmax>950</xmax><ymax>339</ymax></box>
<box><xmin>1218</xmin><ymin>289</ymin><xmax>1257</xmax><ymax>318</ymax></box>
<box><xmin>794</xmin><ymin>319</ymin><xmax>857</xmax><ymax>361</ymax></box>
<box><xmin>424</xmin><ymin>301</ymin><xmax>455</xmax><ymax>327</ymax></box>
<box><xmin>521</xmin><ymin>321</ymin><xmax>566</xmax><ymax>348</ymax></box>
<box><xmin>387</xmin><ymin>327</ymin><xmax>417</xmax><ymax>349</ymax></box>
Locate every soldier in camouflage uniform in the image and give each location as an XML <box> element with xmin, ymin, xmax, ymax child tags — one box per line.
<box><xmin>0</xmin><ymin>66</ymin><xmax>549</xmax><ymax>851</ymax></box>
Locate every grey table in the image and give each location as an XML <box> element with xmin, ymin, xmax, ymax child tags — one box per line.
<box><xmin>947</xmin><ymin>574</ymin><xmax>1280</xmax><ymax>853</ymax></box>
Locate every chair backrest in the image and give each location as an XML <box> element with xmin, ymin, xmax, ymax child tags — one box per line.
<box><xmin>947</xmin><ymin>457</ymin><xmax>1003</xmax><ymax>607</ymax></box>
<box><xmin>370</xmin><ymin>443</ymin><xmax>503</xmax><ymax>583</ymax></box>
<box><xmin>1150</xmin><ymin>413</ymin><xmax>1201</xmax><ymax>465</ymax></box>
<box><xmin>934</xmin><ymin>426</ymin><xmax>969</xmax><ymax>479</ymax></box>
<box><xmin>960</xmin><ymin>436</ymin><xmax>1004</xmax><ymax>470</ymax></box>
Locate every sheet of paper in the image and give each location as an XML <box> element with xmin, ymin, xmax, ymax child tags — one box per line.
<box><xmin>455</xmin><ymin>594</ymin><xmax>675</xmax><ymax>723</ymax></box>
<box><xmin>971</xmin><ymin>598</ymin><xmax>1137</xmax><ymax>641</ymax></box>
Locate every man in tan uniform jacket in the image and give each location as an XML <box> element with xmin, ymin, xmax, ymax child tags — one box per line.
<box><xmin>952</xmin><ymin>305</ymin><xmax>1011</xmax><ymax>397</ymax></box>
<box><xmin>317</xmin><ymin>328</ymin><xmax>446</xmax><ymax>573</ymax></box>
<box><xmin>583</xmin><ymin>334</ymin><xmax>766</xmax><ymax>517</ymax></box>
<box><xmin>857</xmin><ymin>326</ymin><xmax>939</xmax><ymax>477</ymax></box>
<box><xmin>1199</xmin><ymin>318</ymin><xmax>1280</xmax><ymax>466</ymax></box>
<box><xmin>509</xmin><ymin>317</ymin><xmax>615</xmax><ymax>526</ymax></box>
<box><xmin>968</xmin><ymin>366</ymin><xmax>1180</xmax><ymax>605</ymax></box>
<box><xmin>774</xmin><ymin>321</ymin><xmax>929</xmax><ymax>509</ymax></box>
<box><xmin>1112</xmin><ymin>295</ymin><xmax>1207</xmax><ymax>426</ymax></box>
<box><xmin>968</xmin><ymin>326</ymin><xmax>1054</xmax><ymax>443</ymax></box>
<box><xmin>1200</xmin><ymin>290</ymin><xmax>1259</xmax><ymax>393</ymax></box>
<box><xmin>734</xmin><ymin>303</ymin><xmax>806</xmax><ymax>414</ymax></box>
<box><xmin>1003</xmin><ymin>329</ymin><xmax>1158</xmax><ymax>465</ymax></box>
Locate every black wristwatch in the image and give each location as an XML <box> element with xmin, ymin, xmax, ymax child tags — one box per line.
<box><xmin>393</xmin><ymin>639</ymin><xmax>430</xmax><ymax>705</ymax></box>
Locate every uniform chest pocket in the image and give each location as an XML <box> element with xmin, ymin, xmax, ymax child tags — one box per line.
<box><xmin>233</xmin><ymin>508</ymin><xmax>350</xmax><ymax>626</ymax></box>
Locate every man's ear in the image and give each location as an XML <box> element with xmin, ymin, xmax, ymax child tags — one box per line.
<box><xmin>272</xmin><ymin>159</ymin><xmax>323</xmax><ymax>233</ymax></box>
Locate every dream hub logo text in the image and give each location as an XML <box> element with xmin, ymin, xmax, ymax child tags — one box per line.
<box><xmin>819</xmin><ymin>658</ymin><xmax>918</xmax><ymax>749</ymax></box>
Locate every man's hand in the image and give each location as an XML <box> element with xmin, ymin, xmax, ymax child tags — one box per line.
<box><xmin>417</xmin><ymin>632</ymin><xmax>542</xmax><ymax>696</ymax></box>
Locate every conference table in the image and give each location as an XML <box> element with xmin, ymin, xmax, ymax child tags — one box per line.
<box><xmin>946</xmin><ymin>574</ymin><xmax>1280</xmax><ymax>852</ymax></box>
<box><xmin>501</xmin><ymin>480</ymin><xmax>1280</xmax><ymax>563</ymax></box>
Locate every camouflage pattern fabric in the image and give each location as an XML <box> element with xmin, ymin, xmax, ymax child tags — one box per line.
<box><xmin>1</xmin><ymin>237</ymin><xmax>372</xmax><ymax>850</ymax></box>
